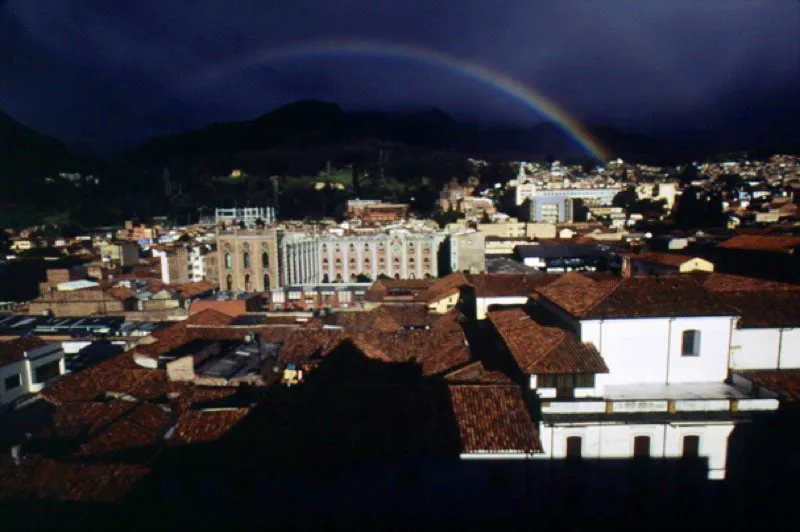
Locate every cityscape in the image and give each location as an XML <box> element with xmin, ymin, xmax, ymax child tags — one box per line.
<box><xmin>1</xmin><ymin>1</ymin><xmax>799</xmax><ymax>530</ymax></box>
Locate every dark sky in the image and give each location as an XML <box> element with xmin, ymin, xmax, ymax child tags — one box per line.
<box><xmin>1</xmin><ymin>0</ymin><xmax>797</xmax><ymax>153</ymax></box>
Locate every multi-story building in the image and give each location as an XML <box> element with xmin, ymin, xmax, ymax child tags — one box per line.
<box><xmin>317</xmin><ymin>232</ymin><xmax>444</xmax><ymax>282</ymax></box>
<box><xmin>218</xmin><ymin>228</ymin><xmax>445</xmax><ymax>290</ymax></box>
<box><xmin>345</xmin><ymin>200</ymin><xmax>409</xmax><ymax>223</ymax></box>
<box><xmin>280</xmin><ymin>234</ymin><xmax>321</xmax><ymax>286</ymax></box>
<box><xmin>215</xmin><ymin>206</ymin><xmax>276</xmax><ymax>228</ymax></box>
<box><xmin>515</xmin><ymin>183</ymin><xmax>620</xmax><ymax>208</ymax></box>
<box><xmin>98</xmin><ymin>241</ymin><xmax>139</xmax><ymax>267</ymax></box>
<box><xmin>216</xmin><ymin>228</ymin><xmax>280</xmax><ymax>292</ymax></box>
<box><xmin>521</xmin><ymin>195</ymin><xmax>576</xmax><ymax>223</ymax></box>
<box><xmin>446</xmin><ymin>230</ymin><xmax>486</xmax><ymax>274</ymax></box>
<box><xmin>0</xmin><ymin>336</ymin><xmax>65</xmax><ymax>408</ymax></box>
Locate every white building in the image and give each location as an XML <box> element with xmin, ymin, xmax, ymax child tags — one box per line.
<box><xmin>0</xmin><ymin>337</ymin><xmax>66</xmax><ymax>407</ymax></box>
<box><xmin>215</xmin><ymin>206</ymin><xmax>275</xmax><ymax>228</ymax></box>
<box><xmin>487</xmin><ymin>272</ymin><xmax>781</xmax><ymax>479</ymax></box>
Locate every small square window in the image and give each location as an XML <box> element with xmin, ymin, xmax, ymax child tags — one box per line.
<box><xmin>4</xmin><ymin>373</ymin><xmax>22</xmax><ymax>391</ymax></box>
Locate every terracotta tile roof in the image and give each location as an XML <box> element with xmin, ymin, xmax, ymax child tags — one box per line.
<box><xmin>420</xmin><ymin>272</ymin><xmax>471</xmax><ymax>302</ymax></box>
<box><xmin>734</xmin><ymin>370</ymin><xmax>800</xmax><ymax>401</ymax></box>
<box><xmin>174</xmin><ymin>280</ymin><xmax>218</xmax><ymax>298</ymax></box>
<box><xmin>632</xmin><ymin>252</ymin><xmax>701</xmax><ymax>267</ymax></box>
<box><xmin>167</xmin><ymin>408</ymin><xmax>250</xmax><ymax>446</ymax></box>
<box><xmin>364</xmin><ymin>278</ymin><xmax>434</xmax><ymax>302</ymax></box>
<box><xmin>584</xmin><ymin>276</ymin><xmax>736</xmax><ymax>320</ymax></box>
<box><xmin>718</xmin><ymin>234</ymin><xmax>800</xmax><ymax>253</ymax></box>
<box><xmin>448</xmin><ymin>385</ymin><xmax>541</xmax><ymax>454</ymax></box>
<box><xmin>535</xmin><ymin>272</ymin><xmax>620</xmax><ymax>317</ymax></box>
<box><xmin>445</xmin><ymin>361</ymin><xmax>513</xmax><ymax>384</ymax></box>
<box><xmin>0</xmin><ymin>335</ymin><xmax>47</xmax><ymax>366</ymax></box>
<box><xmin>537</xmin><ymin>273</ymin><xmax>736</xmax><ymax>320</ymax></box>
<box><xmin>42</xmin><ymin>357</ymin><xmax>167</xmax><ymax>405</ymax></box>
<box><xmin>489</xmin><ymin>308</ymin><xmax>608</xmax><ymax>375</ymax></box>
<box><xmin>466</xmin><ymin>273</ymin><xmax>558</xmax><ymax>298</ymax></box>
<box><xmin>699</xmin><ymin>272</ymin><xmax>800</xmax><ymax>292</ymax></box>
<box><xmin>106</xmin><ymin>286</ymin><xmax>137</xmax><ymax>300</ymax></box>
<box><xmin>712</xmin><ymin>292</ymin><xmax>800</xmax><ymax>328</ymax></box>
<box><xmin>279</xmin><ymin>310</ymin><xmax>471</xmax><ymax>376</ymax></box>
<box><xmin>75</xmin><ymin>403</ymin><xmax>171</xmax><ymax>458</ymax></box>
<box><xmin>36</xmin><ymin>401</ymin><xmax>135</xmax><ymax>441</ymax></box>
<box><xmin>185</xmin><ymin>308</ymin><xmax>236</xmax><ymax>326</ymax></box>
<box><xmin>0</xmin><ymin>455</ymin><xmax>149</xmax><ymax>502</ymax></box>
<box><xmin>279</xmin><ymin>329</ymin><xmax>346</xmax><ymax>364</ymax></box>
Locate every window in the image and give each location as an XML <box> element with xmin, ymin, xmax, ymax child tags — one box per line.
<box><xmin>633</xmin><ymin>436</ymin><xmax>651</xmax><ymax>458</ymax></box>
<box><xmin>4</xmin><ymin>373</ymin><xmax>21</xmax><ymax>391</ymax></box>
<box><xmin>566</xmin><ymin>436</ymin><xmax>582</xmax><ymax>460</ymax></box>
<box><xmin>537</xmin><ymin>374</ymin><xmax>595</xmax><ymax>389</ymax></box>
<box><xmin>263</xmin><ymin>274</ymin><xmax>270</xmax><ymax>290</ymax></box>
<box><xmin>682</xmin><ymin>435</ymin><xmax>700</xmax><ymax>458</ymax></box>
<box><xmin>34</xmin><ymin>360</ymin><xmax>60</xmax><ymax>384</ymax></box>
<box><xmin>262</xmin><ymin>251</ymin><xmax>269</xmax><ymax>268</ymax></box>
<box><xmin>224</xmin><ymin>252</ymin><xmax>232</xmax><ymax>269</ymax></box>
<box><xmin>682</xmin><ymin>330</ymin><xmax>701</xmax><ymax>356</ymax></box>
<box><xmin>244</xmin><ymin>274</ymin><xmax>251</xmax><ymax>291</ymax></box>
<box><xmin>243</xmin><ymin>252</ymin><xmax>250</xmax><ymax>269</ymax></box>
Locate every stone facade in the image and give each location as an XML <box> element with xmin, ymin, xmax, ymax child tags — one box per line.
<box><xmin>217</xmin><ymin>229</ymin><xmax>280</xmax><ymax>292</ymax></box>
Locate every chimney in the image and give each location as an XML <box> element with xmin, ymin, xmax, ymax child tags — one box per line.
<box><xmin>621</xmin><ymin>255</ymin><xmax>632</xmax><ymax>279</ymax></box>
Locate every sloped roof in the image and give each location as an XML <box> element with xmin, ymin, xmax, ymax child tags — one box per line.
<box><xmin>718</xmin><ymin>235</ymin><xmax>800</xmax><ymax>253</ymax></box>
<box><xmin>631</xmin><ymin>252</ymin><xmax>704</xmax><ymax>267</ymax></box>
<box><xmin>167</xmin><ymin>408</ymin><xmax>250</xmax><ymax>446</ymax></box>
<box><xmin>0</xmin><ymin>456</ymin><xmax>149</xmax><ymax>503</ymax></box>
<box><xmin>448</xmin><ymin>385</ymin><xmax>542</xmax><ymax>454</ymax></box>
<box><xmin>534</xmin><ymin>272</ymin><xmax>620</xmax><ymax>318</ymax></box>
<box><xmin>489</xmin><ymin>308</ymin><xmax>607</xmax><ymax>375</ymax></box>
<box><xmin>445</xmin><ymin>361</ymin><xmax>513</xmax><ymax>384</ymax></box>
<box><xmin>466</xmin><ymin>273</ymin><xmax>558</xmax><ymax>298</ymax></box>
<box><xmin>0</xmin><ymin>335</ymin><xmax>47</xmax><ymax>366</ymax></box>
<box><xmin>536</xmin><ymin>273</ymin><xmax>737</xmax><ymax>320</ymax></box>
<box><xmin>734</xmin><ymin>370</ymin><xmax>800</xmax><ymax>401</ymax></box>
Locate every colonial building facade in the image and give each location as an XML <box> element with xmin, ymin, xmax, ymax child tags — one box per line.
<box><xmin>216</xmin><ymin>229</ymin><xmax>280</xmax><ymax>292</ymax></box>
<box><xmin>317</xmin><ymin>233</ymin><xmax>444</xmax><ymax>282</ymax></box>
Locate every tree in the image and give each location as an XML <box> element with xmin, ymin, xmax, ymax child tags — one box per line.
<box><xmin>672</xmin><ymin>187</ymin><xmax>725</xmax><ymax>229</ymax></box>
<box><xmin>355</xmin><ymin>273</ymin><xmax>372</xmax><ymax>283</ymax></box>
<box><xmin>572</xmin><ymin>198</ymin><xmax>590</xmax><ymax>222</ymax></box>
<box><xmin>612</xmin><ymin>186</ymin><xmax>638</xmax><ymax>210</ymax></box>
<box><xmin>434</xmin><ymin>209</ymin><xmax>465</xmax><ymax>229</ymax></box>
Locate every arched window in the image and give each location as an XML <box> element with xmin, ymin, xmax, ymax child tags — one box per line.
<box><xmin>243</xmin><ymin>252</ymin><xmax>250</xmax><ymax>269</ymax></box>
<box><xmin>226</xmin><ymin>274</ymin><xmax>233</xmax><ymax>291</ymax></box>
<box><xmin>335</xmin><ymin>273</ymin><xmax>343</xmax><ymax>282</ymax></box>
<box><xmin>244</xmin><ymin>274</ymin><xmax>251</xmax><ymax>291</ymax></box>
<box><xmin>225</xmin><ymin>252</ymin><xmax>232</xmax><ymax>269</ymax></box>
<box><xmin>263</xmin><ymin>273</ymin><xmax>270</xmax><ymax>290</ymax></box>
<box><xmin>681</xmin><ymin>330</ymin><xmax>701</xmax><ymax>356</ymax></box>
<box><xmin>262</xmin><ymin>251</ymin><xmax>269</xmax><ymax>268</ymax></box>
<box><xmin>350</xmin><ymin>273</ymin><xmax>357</xmax><ymax>281</ymax></box>
<box><xmin>321</xmin><ymin>244</ymin><xmax>327</xmax><ymax>253</ymax></box>
<box><xmin>566</xmin><ymin>436</ymin><xmax>582</xmax><ymax>460</ymax></box>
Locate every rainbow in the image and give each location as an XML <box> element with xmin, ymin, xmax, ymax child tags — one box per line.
<box><xmin>192</xmin><ymin>40</ymin><xmax>610</xmax><ymax>162</ymax></box>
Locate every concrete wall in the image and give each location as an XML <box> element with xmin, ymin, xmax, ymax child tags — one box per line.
<box><xmin>0</xmin><ymin>359</ymin><xmax>26</xmax><ymax>406</ymax></box>
<box><xmin>581</xmin><ymin>317</ymin><xmax>733</xmax><ymax>390</ymax></box>
<box><xmin>730</xmin><ymin>327</ymin><xmax>800</xmax><ymax>370</ymax></box>
<box><xmin>536</xmin><ymin>421</ymin><xmax>735</xmax><ymax>479</ymax></box>
<box><xmin>476</xmin><ymin>296</ymin><xmax>529</xmax><ymax>320</ymax></box>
